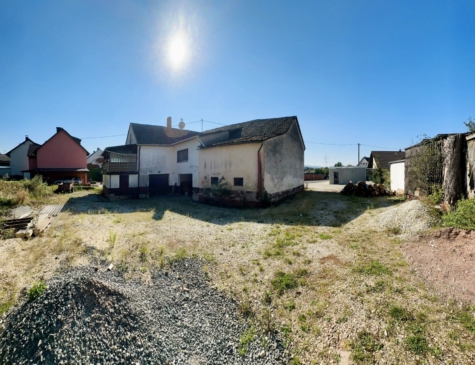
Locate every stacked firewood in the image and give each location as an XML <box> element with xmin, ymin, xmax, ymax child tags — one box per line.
<box><xmin>340</xmin><ymin>181</ymin><xmax>396</xmax><ymax>197</ymax></box>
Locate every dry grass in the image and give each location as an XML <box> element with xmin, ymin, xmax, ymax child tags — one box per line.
<box><xmin>1</xmin><ymin>190</ymin><xmax>475</xmax><ymax>364</ymax></box>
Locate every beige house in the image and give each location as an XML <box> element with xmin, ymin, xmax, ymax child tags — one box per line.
<box><xmin>102</xmin><ymin>116</ymin><xmax>305</xmax><ymax>207</ymax></box>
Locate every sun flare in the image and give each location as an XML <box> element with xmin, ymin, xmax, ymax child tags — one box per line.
<box><xmin>167</xmin><ymin>34</ymin><xmax>188</xmax><ymax>70</ymax></box>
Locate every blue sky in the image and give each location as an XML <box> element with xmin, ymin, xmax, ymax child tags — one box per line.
<box><xmin>1</xmin><ymin>0</ymin><xmax>474</xmax><ymax>166</ymax></box>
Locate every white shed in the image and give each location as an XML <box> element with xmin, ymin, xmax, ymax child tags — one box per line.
<box><xmin>329</xmin><ymin>167</ymin><xmax>367</xmax><ymax>185</ymax></box>
<box><xmin>389</xmin><ymin>159</ymin><xmax>405</xmax><ymax>194</ymax></box>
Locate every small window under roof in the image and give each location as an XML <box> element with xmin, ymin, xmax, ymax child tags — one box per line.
<box><xmin>229</xmin><ymin>129</ymin><xmax>242</xmax><ymax>140</ymax></box>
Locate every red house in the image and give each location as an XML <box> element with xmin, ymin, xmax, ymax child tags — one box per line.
<box><xmin>26</xmin><ymin>127</ymin><xmax>89</xmax><ymax>184</ymax></box>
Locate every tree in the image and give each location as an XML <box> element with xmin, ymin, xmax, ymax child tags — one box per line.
<box><xmin>464</xmin><ymin>117</ymin><xmax>475</xmax><ymax>132</ymax></box>
<box><xmin>334</xmin><ymin>162</ymin><xmax>343</xmax><ymax>167</ymax></box>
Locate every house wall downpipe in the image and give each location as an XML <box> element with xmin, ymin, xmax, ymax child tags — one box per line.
<box><xmin>258</xmin><ymin>143</ymin><xmax>264</xmax><ymax>203</ymax></box>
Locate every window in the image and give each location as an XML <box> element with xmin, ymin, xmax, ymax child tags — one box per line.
<box><xmin>229</xmin><ymin>128</ymin><xmax>242</xmax><ymax>139</ymax></box>
<box><xmin>211</xmin><ymin>177</ymin><xmax>219</xmax><ymax>186</ymax></box>
<box><xmin>177</xmin><ymin>149</ymin><xmax>188</xmax><ymax>163</ymax></box>
<box><xmin>234</xmin><ymin>177</ymin><xmax>243</xmax><ymax>186</ymax></box>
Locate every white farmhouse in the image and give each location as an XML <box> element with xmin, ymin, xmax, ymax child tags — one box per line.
<box><xmin>102</xmin><ymin>116</ymin><xmax>305</xmax><ymax>207</ymax></box>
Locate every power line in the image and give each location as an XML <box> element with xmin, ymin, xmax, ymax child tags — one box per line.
<box><xmin>80</xmin><ymin>134</ymin><xmax>127</xmax><ymax>139</ymax></box>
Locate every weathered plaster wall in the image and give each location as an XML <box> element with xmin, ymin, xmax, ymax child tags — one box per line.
<box><xmin>37</xmin><ymin>131</ymin><xmax>87</xmax><ymax>168</ymax></box>
<box><xmin>172</xmin><ymin>139</ymin><xmax>200</xmax><ymax>187</ymax></box>
<box><xmin>9</xmin><ymin>141</ymin><xmax>34</xmax><ymax>176</ymax></box>
<box><xmin>263</xmin><ymin>121</ymin><xmax>304</xmax><ymax>195</ymax></box>
<box><xmin>390</xmin><ymin>161</ymin><xmax>405</xmax><ymax>193</ymax></box>
<box><xmin>198</xmin><ymin>143</ymin><xmax>260</xmax><ymax>192</ymax></box>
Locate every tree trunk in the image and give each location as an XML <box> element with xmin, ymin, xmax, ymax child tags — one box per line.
<box><xmin>443</xmin><ymin>134</ymin><xmax>465</xmax><ymax>206</ymax></box>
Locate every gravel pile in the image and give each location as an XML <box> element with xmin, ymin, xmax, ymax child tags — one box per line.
<box><xmin>0</xmin><ymin>259</ymin><xmax>287</xmax><ymax>364</ymax></box>
<box><xmin>374</xmin><ymin>199</ymin><xmax>439</xmax><ymax>239</ymax></box>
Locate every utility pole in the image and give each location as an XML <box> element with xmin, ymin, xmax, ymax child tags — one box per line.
<box><xmin>358</xmin><ymin>143</ymin><xmax>360</xmax><ymax>166</ymax></box>
<box><xmin>324</xmin><ymin>155</ymin><xmax>328</xmax><ymax>167</ymax></box>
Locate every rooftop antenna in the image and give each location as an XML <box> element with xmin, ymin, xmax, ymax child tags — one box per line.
<box><xmin>178</xmin><ymin>118</ymin><xmax>185</xmax><ymax>130</ymax></box>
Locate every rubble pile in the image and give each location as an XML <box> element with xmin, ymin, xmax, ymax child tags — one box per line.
<box><xmin>0</xmin><ymin>259</ymin><xmax>287</xmax><ymax>364</ymax></box>
<box><xmin>340</xmin><ymin>181</ymin><xmax>396</xmax><ymax>197</ymax></box>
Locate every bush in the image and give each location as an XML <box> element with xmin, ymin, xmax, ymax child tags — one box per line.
<box><xmin>443</xmin><ymin>198</ymin><xmax>475</xmax><ymax>230</ymax></box>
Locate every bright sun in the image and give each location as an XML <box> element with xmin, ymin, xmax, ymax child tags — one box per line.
<box><xmin>167</xmin><ymin>35</ymin><xmax>188</xmax><ymax>70</ymax></box>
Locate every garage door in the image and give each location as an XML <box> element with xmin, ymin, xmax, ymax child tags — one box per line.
<box><xmin>149</xmin><ymin>174</ymin><xmax>170</xmax><ymax>196</ymax></box>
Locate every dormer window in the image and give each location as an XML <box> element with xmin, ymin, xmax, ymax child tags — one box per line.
<box><xmin>229</xmin><ymin>129</ymin><xmax>242</xmax><ymax>140</ymax></box>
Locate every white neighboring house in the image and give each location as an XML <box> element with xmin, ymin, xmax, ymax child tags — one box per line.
<box><xmin>102</xmin><ymin>116</ymin><xmax>305</xmax><ymax>206</ymax></box>
<box><xmin>389</xmin><ymin>160</ymin><xmax>405</xmax><ymax>195</ymax></box>
<box><xmin>5</xmin><ymin>137</ymin><xmax>40</xmax><ymax>178</ymax></box>
<box><xmin>87</xmin><ymin>148</ymin><xmax>104</xmax><ymax>168</ymax></box>
<box><xmin>357</xmin><ymin>156</ymin><xmax>369</xmax><ymax>167</ymax></box>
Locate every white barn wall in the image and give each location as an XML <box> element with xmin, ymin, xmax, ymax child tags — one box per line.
<box><xmin>172</xmin><ymin>139</ymin><xmax>201</xmax><ymax>187</ymax></box>
<box><xmin>390</xmin><ymin>161</ymin><xmax>405</xmax><ymax>193</ymax></box>
<box><xmin>199</xmin><ymin>143</ymin><xmax>260</xmax><ymax>193</ymax></box>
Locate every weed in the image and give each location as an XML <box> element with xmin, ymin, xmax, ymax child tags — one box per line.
<box><xmin>298</xmin><ymin>314</ymin><xmax>307</xmax><ymax>322</ymax></box>
<box><xmin>318</xmin><ymin>233</ymin><xmax>333</xmax><ymax>240</ymax></box>
<box><xmin>238</xmin><ymin>327</ymin><xmax>256</xmax><ymax>355</ymax></box>
<box><xmin>139</xmin><ymin>245</ymin><xmax>149</xmax><ymax>263</ymax></box>
<box><xmin>284</xmin><ymin>299</ymin><xmax>296</xmax><ymax>311</ymax></box>
<box><xmin>263</xmin><ymin>291</ymin><xmax>272</xmax><ymax>305</ymax></box>
<box><xmin>389</xmin><ymin>305</ymin><xmax>414</xmax><ymax>322</ymax></box>
<box><xmin>272</xmin><ymin>271</ymin><xmax>298</xmax><ymax>295</ymax></box>
<box><xmin>456</xmin><ymin>307</ymin><xmax>475</xmax><ymax>333</ymax></box>
<box><xmin>406</xmin><ymin>334</ymin><xmax>429</xmax><ymax>355</ymax></box>
<box><xmin>289</xmin><ymin>357</ymin><xmax>301</xmax><ymax>365</ymax></box>
<box><xmin>174</xmin><ymin>248</ymin><xmax>187</xmax><ymax>260</ymax></box>
<box><xmin>386</xmin><ymin>226</ymin><xmax>401</xmax><ymax>235</ymax></box>
<box><xmin>109</xmin><ymin>230</ymin><xmax>117</xmax><ymax>246</ymax></box>
<box><xmin>140</xmin><ymin>267</ymin><xmax>147</xmax><ymax>273</ymax></box>
<box><xmin>27</xmin><ymin>280</ymin><xmax>47</xmax><ymax>302</ymax></box>
<box><xmin>238</xmin><ymin>298</ymin><xmax>253</xmax><ymax>317</ymax></box>
<box><xmin>351</xmin><ymin>331</ymin><xmax>383</xmax><ymax>363</ymax></box>
<box><xmin>355</xmin><ymin>260</ymin><xmax>391</xmax><ymax>276</ymax></box>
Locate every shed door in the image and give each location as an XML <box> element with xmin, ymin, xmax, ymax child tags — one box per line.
<box><xmin>333</xmin><ymin>172</ymin><xmax>339</xmax><ymax>184</ymax></box>
<box><xmin>149</xmin><ymin>174</ymin><xmax>169</xmax><ymax>196</ymax></box>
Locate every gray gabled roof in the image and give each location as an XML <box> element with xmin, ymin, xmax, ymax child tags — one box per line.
<box><xmin>0</xmin><ymin>154</ymin><xmax>10</xmax><ymax>166</ymax></box>
<box><xmin>130</xmin><ymin>123</ymin><xmax>200</xmax><ymax>145</ymax></box>
<box><xmin>199</xmin><ymin>116</ymin><xmax>301</xmax><ymax>147</ymax></box>
<box><xmin>368</xmin><ymin>151</ymin><xmax>405</xmax><ymax>169</ymax></box>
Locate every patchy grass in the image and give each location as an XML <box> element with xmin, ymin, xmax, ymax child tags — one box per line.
<box><xmin>27</xmin><ymin>280</ymin><xmax>47</xmax><ymax>302</ymax></box>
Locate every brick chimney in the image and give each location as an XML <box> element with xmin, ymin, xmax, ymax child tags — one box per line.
<box><xmin>167</xmin><ymin>117</ymin><xmax>172</xmax><ymax>132</ymax></box>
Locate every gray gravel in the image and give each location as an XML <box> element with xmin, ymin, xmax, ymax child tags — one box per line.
<box><xmin>0</xmin><ymin>259</ymin><xmax>287</xmax><ymax>364</ymax></box>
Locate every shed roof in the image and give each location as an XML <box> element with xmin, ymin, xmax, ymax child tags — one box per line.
<box><xmin>102</xmin><ymin>144</ymin><xmax>138</xmax><ymax>157</ymax></box>
<box><xmin>0</xmin><ymin>154</ymin><xmax>10</xmax><ymax>166</ymax></box>
<box><xmin>130</xmin><ymin>123</ymin><xmax>200</xmax><ymax>145</ymax></box>
<box><xmin>27</xmin><ymin>144</ymin><xmax>42</xmax><ymax>157</ymax></box>
<box><xmin>199</xmin><ymin>116</ymin><xmax>302</xmax><ymax>148</ymax></box>
<box><xmin>368</xmin><ymin>151</ymin><xmax>405</xmax><ymax>169</ymax></box>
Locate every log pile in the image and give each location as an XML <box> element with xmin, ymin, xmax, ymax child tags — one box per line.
<box><xmin>340</xmin><ymin>181</ymin><xmax>396</xmax><ymax>197</ymax></box>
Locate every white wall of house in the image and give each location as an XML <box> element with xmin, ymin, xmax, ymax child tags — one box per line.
<box><xmin>329</xmin><ymin>167</ymin><xmax>367</xmax><ymax>185</ymax></box>
<box><xmin>263</xmin><ymin>121</ymin><xmax>304</xmax><ymax>194</ymax></box>
<box><xmin>138</xmin><ymin>138</ymin><xmax>201</xmax><ymax>188</ymax></box>
<box><xmin>129</xmin><ymin>174</ymin><xmax>138</xmax><ymax>188</ymax></box>
<box><xmin>172</xmin><ymin>139</ymin><xmax>201</xmax><ymax>187</ymax></box>
<box><xmin>103</xmin><ymin>174</ymin><xmax>110</xmax><ymax>188</ymax></box>
<box><xmin>198</xmin><ymin>143</ymin><xmax>260</xmax><ymax>193</ymax></box>
<box><xmin>9</xmin><ymin>141</ymin><xmax>34</xmax><ymax>176</ymax></box>
<box><xmin>390</xmin><ymin>161</ymin><xmax>405</xmax><ymax>194</ymax></box>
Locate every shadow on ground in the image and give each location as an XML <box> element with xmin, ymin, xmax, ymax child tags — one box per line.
<box><xmin>62</xmin><ymin>190</ymin><xmax>402</xmax><ymax>228</ymax></box>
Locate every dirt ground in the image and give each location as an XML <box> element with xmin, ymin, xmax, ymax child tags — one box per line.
<box><xmin>403</xmin><ymin>228</ymin><xmax>475</xmax><ymax>304</ymax></box>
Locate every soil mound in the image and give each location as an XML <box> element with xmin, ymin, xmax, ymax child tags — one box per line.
<box><xmin>402</xmin><ymin>228</ymin><xmax>475</xmax><ymax>304</ymax></box>
<box><xmin>0</xmin><ymin>259</ymin><xmax>287</xmax><ymax>364</ymax></box>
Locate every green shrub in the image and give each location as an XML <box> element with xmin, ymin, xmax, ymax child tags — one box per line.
<box><xmin>443</xmin><ymin>199</ymin><xmax>475</xmax><ymax>230</ymax></box>
<box><xmin>271</xmin><ymin>271</ymin><xmax>298</xmax><ymax>295</ymax></box>
<box><xmin>27</xmin><ymin>280</ymin><xmax>47</xmax><ymax>302</ymax></box>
